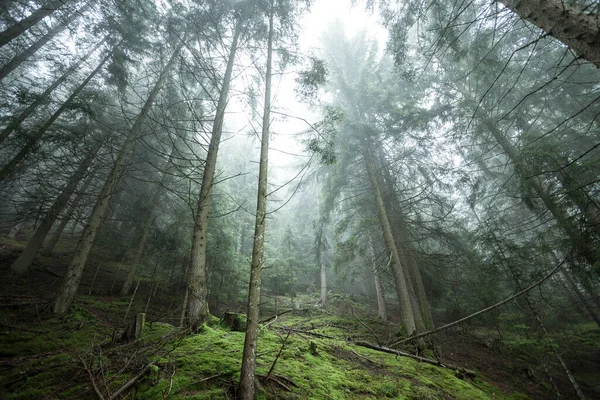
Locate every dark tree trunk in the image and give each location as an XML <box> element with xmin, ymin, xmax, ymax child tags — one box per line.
<box><xmin>0</xmin><ymin>0</ymin><xmax>74</xmax><ymax>47</ymax></box>
<box><xmin>0</xmin><ymin>35</ymin><xmax>107</xmax><ymax>145</ymax></box>
<box><xmin>0</xmin><ymin>49</ymin><xmax>111</xmax><ymax>183</ymax></box>
<box><xmin>52</xmin><ymin>42</ymin><xmax>182</xmax><ymax>314</ymax></box>
<box><xmin>0</xmin><ymin>1</ymin><xmax>92</xmax><ymax>81</ymax></box>
<box><xmin>11</xmin><ymin>141</ymin><xmax>102</xmax><ymax>275</ymax></box>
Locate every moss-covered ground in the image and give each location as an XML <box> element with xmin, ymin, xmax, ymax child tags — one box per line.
<box><xmin>0</xmin><ymin>299</ymin><xmax>537</xmax><ymax>400</ymax></box>
<box><xmin>1</xmin><ymin>238</ymin><xmax>598</xmax><ymax>399</ymax></box>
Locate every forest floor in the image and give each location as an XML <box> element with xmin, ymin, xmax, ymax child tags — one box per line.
<box><xmin>0</xmin><ymin>237</ymin><xmax>599</xmax><ymax>399</ymax></box>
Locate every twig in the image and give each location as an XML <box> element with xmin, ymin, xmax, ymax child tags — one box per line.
<box><xmin>162</xmin><ymin>366</ymin><xmax>176</xmax><ymax>399</ymax></box>
<box><xmin>108</xmin><ymin>363</ymin><xmax>152</xmax><ymax>400</ymax></box>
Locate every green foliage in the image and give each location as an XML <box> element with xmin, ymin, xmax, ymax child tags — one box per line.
<box><xmin>295</xmin><ymin>56</ymin><xmax>328</xmax><ymax>101</ymax></box>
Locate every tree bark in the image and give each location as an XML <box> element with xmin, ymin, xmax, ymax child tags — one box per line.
<box><xmin>362</xmin><ymin>142</ymin><xmax>417</xmax><ymax>336</ymax></box>
<box><xmin>10</xmin><ymin>141</ymin><xmax>101</xmax><ymax>275</ymax></box>
<box><xmin>0</xmin><ymin>49</ymin><xmax>111</xmax><ymax>183</ymax></box>
<box><xmin>120</xmin><ymin>195</ymin><xmax>159</xmax><ymax>296</ymax></box>
<box><xmin>555</xmin><ymin>168</ymin><xmax>600</xmax><ymax>239</ymax></box>
<box><xmin>483</xmin><ymin>118</ymin><xmax>599</xmax><ymax>270</ymax></box>
<box><xmin>52</xmin><ymin>42</ymin><xmax>182</xmax><ymax>314</ymax></box>
<box><xmin>238</xmin><ymin>8</ymin><xmax>273</xmax><ymax>399</ymax></box>
<box><xmin>498</xmin><ymin>0</ymin><xmax>600</xmax><ymax>69</ymax></box>
<box><xmin>42</xmin><ymin>169</ymin><xmax>95</xmax><ymax>254</ymax></box>
<box><xmin>186</xmin><ymin>21</ymin><xmax>241</xmax><ymax>330</ymax></box>
<box><xmin>369</xmin><ymin>236</ymin><xmax>387</xmax><ymax>321</ymax></box>
<box><xmin>376</xmin><ymin>147</ymin><xmax>433</xmax><ymax>329</ymax></box>
<box><xmin>0</xmin><ymin>0</ymin><xmax>74</xmax><ymax>47</ymax></box>
<box><xmin>562</xmin><ymin>271</ymin><xmax>600</xmax><ymax>328</ymax></box>
<box><xmin>0</xmin><ymin>35</ymin><xmax>107</xmax><ymax>145</ymax></box>
<box><xmin>0</xmin><ymin>1</ymin><xmax>92</xmax><ymax>81</ymax></box>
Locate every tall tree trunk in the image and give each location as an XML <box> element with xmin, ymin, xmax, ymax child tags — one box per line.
<box><xmin>562</xmin><ymin>271</ymin><xmax>600</xmax><ymax>328</ymax></box>
<box><xmin>238</xmin><ymin>8</ymin><xmax>273</xmax><ymax>399</ymax></box>
<box><xmin>0</xmin><ymin>49</ymin><xmax>111</xmax><ymax>183</ymax></box>
<box><xmin>10</xmin><ymin>141</ymin><xmax>101</xmax><ymax>275</ymax></box>
<box><xmin>0</xmin><ymin>1</ymin><xmax>92</xmax><ymax>81</ymax></box>
<box><xmin>186</xmin><ymin>21</ymin><xmax>241</xmax><ymax>330</ymax></box>
<box><xmin>52</xmin><ymin>43</ymin><xmax>182</xmax><ymax>314</ymax></box>
<box><xmin>376</xmin><ymin>146</ymin><xmax>433</xmax><ymax>329</ymax></box>
<box><xmin>483</xmin><ymin>118</ymin><xmax>599</xmax><ymax>270</ymax></box>
<box><xmin>498</xmin><ymin>0</ymin><xmax>600</xmax><ymax>69</ymax></box>
<box><xmin>368</xmin><ymin>236</ymin><xmax>387</xmax><ymax>321</ymax></box>
<box><xmin>362</xmin><ymin>142</ymin><xmax>417</xmax><ymax>336</ymax></box>
<box><xmin>120</xmin><ymin>189</ymin><xmax>160</xmax><ymax>296</ymax></box>
<box><xmin>0</xmin><ymin>0</ymin><xmax>74</xmax><ymax>47</ymax></box>
<box><xmin>0</xmin><ymin>35</ymin><xmax>107</xmax><ymax>145</ymax></box>
<box><xmin>477</xmin><ymin>208</ymin><xmax>586</xmax><ymax>400</ymax></box>
<box><xmin>42</xmin><ymin>170</ymin><xmax>95</xmax><ymax>254</ymax></box>
<box><xmin>316</xmin><ymin>221</ymin><xmax>327</xmax><ymax>306</ymax></box>
<box><xmin>319</xmin><ymin>248</ymin><xmax>327</xmax><ymax>306</ymax></box>
<box><xmin>555</xmin><ymin>168</ymin><xmax>600</xmax><ymax>238</ymax></box>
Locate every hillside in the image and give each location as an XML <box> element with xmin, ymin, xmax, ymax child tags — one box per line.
<box><xmin>1</xmin><ymin>239</ymin><xmax>598</xmax><ymax>399</ymax></box>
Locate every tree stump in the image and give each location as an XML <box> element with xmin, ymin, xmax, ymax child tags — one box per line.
<box><xmin>223</xmin><ymin>312</ymin><xmax>246</xmax><ymax>332</ymax></box>
<box><xmin>122</xmin><ymin>312</ymin><xmax>145</xmax><ymax>341</ymax></box>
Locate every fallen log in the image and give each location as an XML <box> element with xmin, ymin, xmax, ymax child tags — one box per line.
<box><xmin>353</xmin><ymin>341</ymin><xmax>476</xmax><ymax>378</ymax></box>
<box><xmin>277</xmin><ymin>327</ymin><xmax>337</xmax><ymax>340</ymax></box>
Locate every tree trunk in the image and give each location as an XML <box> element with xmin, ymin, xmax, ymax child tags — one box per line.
<box><xmin>555</xmin><ymin>168</ymin><xmax>600</xmax><ymax>238</ymax></box>
<box><xmin>376</xmin><ymin>147</ymin><xmax>433</xmax><ymax>329</ymax></box>
<box><xmin>238</xmin><ymin>8</ymin><xmax>273</xmax><ymax>399</ymax></box>
<box><xmin>483</xmin><ymin>118</ymin><xmax>599</xmax><ymax>270</ymax></box>
<box><xmin>10</xmin><ymin>141</ymin><xmax>101</xmax><ymax>275</ymax></box>
<box><xmin>0</xmin><ymin>49</ymin><xmax>111</xmax><ymax>183</ymax></box>
<box><xmin>319</xmin><ymin>248</ymin><xmax>327</xmax><ymax>306</ymax></box>
<box><xmin>0</xmin><ymin>35</ymin><xmax>107</xmax><ymax>145</ymax></box>
<box><xmin>368</xmin><ymin>236</ymin><xmax>387</xmax><ymax>321</ymax></box>
<box><xmin>186</xmin><ymin>21</ymin><xmax>241</xmax><ymax>330</ymax></box>
<box><xmin>498</xmin><ymin>0</ymin><xmax>600</xmax><ymax>69</ymax></box>
<box><xmin>0</xmin><ymin>0</ymin><xmax>74</xmax><ymax>47</ymax></box>
<box><xmin>120</xmin><ymin>196</ymin><xmax>159</xmax><ymax>296</ymax></box>
<box><xmin>0</xmin><ymin>1</ymin><xmax>92</xmax><ymax>81</ymax></box>
<box><xmin>562</xmin><ymin>271</ymin><xmax>600</xmax><ymax>328</ymax></box>
<box><xmin>52</xmin><ymin>43</ymin><xmax>182</xmax><ymax>314</ymax></box>
<box><xmin>42</xmin><ymin>169</ymin><xmax>95</xmax><ymax>254</ymax></box>
<box><xmin>362</xmin><ymin>142</ymin><xmax>417</xmax><ymax>336</ymax></box>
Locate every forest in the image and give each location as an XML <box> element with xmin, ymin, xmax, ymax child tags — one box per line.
<box><xmin>0</xmin><ymin>0</ymin><xmax>599</xmax><ymax>398</ymax></box>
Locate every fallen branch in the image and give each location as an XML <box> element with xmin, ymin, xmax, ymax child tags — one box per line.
<box><xmin>76</xmin><ymin>354</ymin><xmax>105</xmax><ymax>400</ymax></box>
<box><xmin>278</xmin><ymin>327</ymin><xmax>336</xmax><ymax>340</ymax></box>
<box><xmin>175</xmin><ymin>374</ymin><xmax>222</xmax><ymax>394</ymax></box>
<box><xmin>391</xmin><ymin>259</ymin><xmax>565</xmax><ymax>347</ymax></box>
<box><xmin>108</xmin><ymin>363</ymin><xmax>152</xmax><ymax>400</ymax></box>
<box><xmin>353</xmin><ymin>341</ymin><xmax>476</xmax><ymax>377</ymax></box>
<box><xmin>260</xmin><ymin>309</ymin><xmax>294</xmax><ymax>324</ymax></box>
<box><xmin>33</xmin><ymin>263</ymin><xmax>62</xmax><ymax>277</ymax></box>
<box><xmin>266</xmin><ymin>330</ymin><xmax>291</xmax><ymax>379</ymax></box>
<box><xmin>257</xmin><ymin>373</ymin><xmax>299</xmax><ymax>391</ymax></box>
